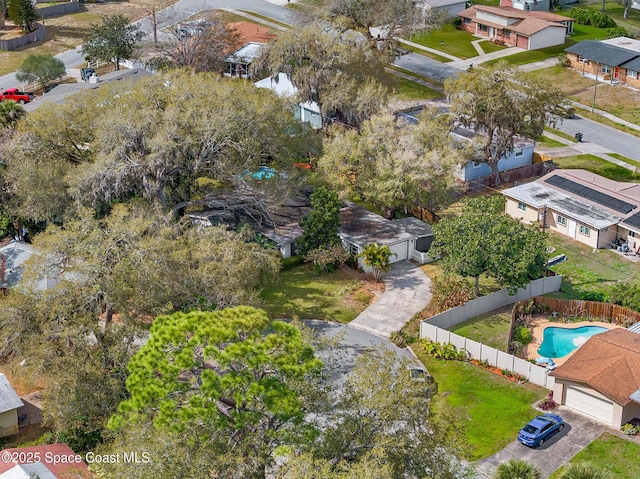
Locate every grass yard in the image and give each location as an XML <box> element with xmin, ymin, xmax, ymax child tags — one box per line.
<box><xmin>259</xmin><ymin>265</ymin><xmax>377</xmax><ymax>323</ymax></box>
<box><xmin>397</xmin><ymin>40</ymin><xmax>453</xmax><ymax>63</ymax></box>
<box><xmin>548</xmin><ymin>433</ymin><xmax>640</xmax><ymax>479</ymax></box>
<box><xmin>535</xmin><ymin>135</ymin><xmax>567</xmax><ymax>148</ymax></box>
<box><xmin>576</xmin><ymin>0</ymin><xmax>640</xmax><ymax>37</ymax></box>
<box><xmin>449</xmin><ymin>305</ymin><xmax>513</xmax><ymax>351</ymax></box>
<box><xmin>544</xmin><ymin>126</ymin><xmax>578</xmax><ymax>143</ymax></box>
<box><xmin>478</xmin><ymin>40</ymin><xmax>509</xmax><ymax>54</ymax></box>
<box><xmin>608</xmin><ymin>153</ymin><xmax>640</xmax><ymax>168</ymax></box>
<box><xmin>409</xmin><ymin>24</ymin><xmax>480</xmax><ymax>60</ymax></box>
<box><xmin>392</xmin><ymin>75</ymin><xmax>443</xmax><ymax>100</ymax></box>
<box><xmin>546</xmin><ymin>232</ymin><xmax>640</xmax><ymax>300</ymax></box>
<box><xmin>553</xmin><ymin>154</ymin><xmax>640</xmax><ymax>182</ymax></box>
<box><xmin>416</xmin><ymin>353</ymin><xmax>547</xmax><ymax>460</ymax></box>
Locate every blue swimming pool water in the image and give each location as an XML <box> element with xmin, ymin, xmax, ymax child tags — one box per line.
<box><xmin>537</xmin><ymin>326</ymin><xmax>608</xmax><ymax>358</ymax></box>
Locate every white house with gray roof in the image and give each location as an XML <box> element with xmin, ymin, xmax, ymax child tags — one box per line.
<box><xmin>502</xmin><ymin>170</ymin><xmax>640</xmax><ymax>251</ymax></box>
<box><xmin>0</xmin><ymin>374</ymin><xmax>23</xmax><ymax>438</ymax></box>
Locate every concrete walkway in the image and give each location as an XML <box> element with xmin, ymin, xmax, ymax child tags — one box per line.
<box><xmin>447</xmin><ymin>46</ymin><xmax>526</xmax><ymax>70</ymax></box>
<box><xmin>349</xmin><ymin>261</ymin><xmax>432</xmax><ymax>339</ymax></box>
<box><xmin>474</xmin><ymin>408</ymin><xmax>607</xmax><ymax>479</ymax></box>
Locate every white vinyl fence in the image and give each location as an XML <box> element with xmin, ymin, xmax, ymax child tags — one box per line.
<box><xmin>420</xmin><ymin>276</ymin><xmax>562</xmax><ymax>389</ymax></box>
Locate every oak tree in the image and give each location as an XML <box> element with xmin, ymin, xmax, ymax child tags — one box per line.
<box><xmin>7</xmin><ymin>0</ymin><xmax>37</xmax><ymax>33</ymax></box>
<box><xmin>16</xmin><ymin>54</ymin><xmax>66</xmax><ymax>92</ymax></box>
<box><xmin>82</xmin><ymin>15</ymin><xmax>145</xmax><ymax>70</ymax></box>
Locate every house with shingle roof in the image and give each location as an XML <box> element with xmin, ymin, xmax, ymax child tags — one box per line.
<box><xmin>0</xmin><ymin>374</ymin><xmax>23</xmax><ymax>438</ymax></box>
<box><xmin>458</xmin><ymin>5</ymin><xmax>574</xmax><ymax>50</ymax></box>
<box><xmin>549</xmin><ymin>329</ymin><xmax>640</xmax><ymax>427</ymax></box>
<box><xmin>223</xmin><ymin>22</ymin><xmax>277</xmax><ymax>78</ymax></box>
<box><xmin>502</xmin><ymin>169</ymin><xmax>640</xmax><ymax>251</ymax></box>
<box><xmin>0</xmin><ymin>444</ymin><xmax>92</xmax><ymax>478</ymax></box>
<box><xmin>564</xmin><ymin>38</ymin><xmax>640</xmax><ymax>88</ymax></box>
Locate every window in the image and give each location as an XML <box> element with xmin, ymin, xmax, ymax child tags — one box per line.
<box><xmin>349</xmin><ymin>243</ymin><xmax>358</xmax><ymax>256</ymax></box>
<box><xmin>630</xmin><ymin>231</ymin><xmax>636</xmax><ymax>238</ymax></box>
<box><xmin>464</xmin><ymin>17</ymin><xmax>471</xmax><ymax>24</ymax></box>
<box><xmin>557</xmin><ymin>215</ymin><xmax>567</xmax><ymax>226</ymax></box>
<box><xmin>503</xmin><ymin>29</ymin><xmax>510</xmax><ymax>36</ymax></box>
<box><xmin>628</xmin><ymin>70</ymin><xmax>638</xmax><ymax>79</ymax></box>
<box><xmin>601</xmin><ymin>65</ymin><xmax>611</xmax><ymax>74</ymax></box>
<box><xmin>578</xmin><ymin>56</ymin><xmax>590</xmax><ymax>64</ymax></box>
<box><xmin>579</xmin><ymin>225</ymin><xmax>590</xmax><ymax>236</ymax></box>
<box><xmin>518</xmin><ymin>202</ymin><xmax>527</xmax><ymax>212</ymax></box>
<box><xmin>514</xmin><ymin>148</ymin><xmax>524</xmax><ymax>157</ymax></box>
<box><xmin>479</xmin><ymin>24</ymin><xmax>488</xmax><ymax>32</ymax></box>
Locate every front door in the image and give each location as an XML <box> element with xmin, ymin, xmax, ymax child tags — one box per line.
<box><xmin>614</xmin><ymin>66</ymin><xmax>620</xmax><ymax>80</ymax></box>
<box><xmin>568</xmin><ymin>219</ymin><xmax>577</xmax><ymax>239</ymax></box>
<box><xmin>489</xmin><ymin>26</ymin><xmax>494</xmax><ymax>39</ymax></box>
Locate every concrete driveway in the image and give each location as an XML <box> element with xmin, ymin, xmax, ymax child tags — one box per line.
<box><xmin>474</xmin><ymin>408</ymin><xmax>607</xmax><ymax>479</ymax></box>
<box><xmin>349</xmin><ymin>261</ymin><xmax>432</xmax><ymax>338</ymax></box>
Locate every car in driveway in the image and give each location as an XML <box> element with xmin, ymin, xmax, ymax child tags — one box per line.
<box><xmin>518</xmin><ymin>413</ymin><xmax>565</xmax><ymax>447</ymax></box>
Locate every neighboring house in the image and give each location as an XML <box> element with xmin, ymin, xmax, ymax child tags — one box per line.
<box><xmin>223</xmin><ymin>22</ymin><xmax>277</xmax><ymax>78</ymax></box>
<box><xmin>458</xmin><ymin>6</ymin><xmax>574</xmax><ymax>50</ymax></box>
<box><xmin>0</xmin><ymin>374</ymin><xmax>23</xmax><ymax>438</ymax></box>
<box><xmin>338</xmin><ymin>202</ymin><xmax>436</xmax><ymax>267</ymax></box>
<box><xmin>451</xmin><ymin>127</ymin><xmax>536</xmax><ymax>182</ymax></box>
<box><xmin>564</xmin><ymin>38</ymin><xmax>640</xmax><ymax>89</ymax></box>
<box><xmin>550</xmin><ymin>329</ymin><xmax>640</xmax><ymax>427</ymax></box>
<box><xmin>0</xmin><ymin>241</ymin><xmax>57</xmax><ymax>291</ymax></box>
<box><xmin>0</xmin><ymin>443</ymin><xmax>92</xmax><ymax>478</ymax></box>
<box><xmin>502</xmin><ymin>169</ymin><xmax>640</xmax><ymax>250</ymax></box>
<box><xmin>254</xmin><ymin>73</ymin><xmax>323</xmax><ymax>129</ymax></box>
<box><xmin>500</xmin><ymin>0</ymin><xmax>550</xmax><ymax>12</ymax></box>
<box><xmin>417</xmin><ymin>0</ymin><xmax>467</xmax><ymax>17</ymax></box>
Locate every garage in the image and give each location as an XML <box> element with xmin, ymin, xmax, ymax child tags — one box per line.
<box><xmin>388</xmin><ymin>241</ymin><xmax>408</xmax><ymax>263</ymax></box>
<box><xmin>516</xmin><ymin>35</ymin><xmax>529</xmax><ymax>49</ymax></box>
<box><xmin>564</xmin><ymin>386</ymin><xmax>614</xmax><ymax>423</ymax></box>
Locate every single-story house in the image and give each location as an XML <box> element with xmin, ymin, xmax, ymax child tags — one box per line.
<box><xmin>458</xmin><ymin>6</ymin><xmax>574</xmax><ymax>50</ymax></box>
<box><xmin>500</xmin><ymin>0</ymin><xmax>550</xmax><ymax>12</ymax></box>
<box><xmin>417</xmin><ymin>0</ymin><xmax>467</xmax><ymax>17</ymax></box>
<box><xmin>223</xmin><ymin>22</ymin><xmax>277</xmax><ymax>78</ymax></box>
<box><xmin>564</xmin><ymin>38</ymin><xmax>640</xmax><ymax>89</ymax></box>
<box><xmin>0</xmin><ymin>443</ymin><xmax>92</xmax><ymax>478</ymax></box>
<box><xmin>550</xmin><ymin>329</ymin><xmax>640</xmax><ymax>427</ymax></box>
<box><xmin>255</xmin><ymin>73</ymin><xmax>323</xmax><ymax>129</ymax></box>
<box><xmin>451</xmin><ymin>127</ymin><xmax>536</xmax><ymax>182</ymax></box>
<box><xmin>338</xmin><ymin>202</ymin><xmax>436</xmax><ymax>268</ymax></box>
<box><xmin>502</xmin><ymin>169</ymin><xmax>640</xmax><ymax>250</ymax></box>
<box><xmin>0</xmin><ymin>374</ymin><xmax>23</xmax><ymax>438</ymax></box>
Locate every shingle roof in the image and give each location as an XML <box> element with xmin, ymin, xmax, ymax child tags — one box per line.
<box><xmin>565</xmin><ymin>40</ymin><xmax>639</xmax><ymax>66</ymax></box>
<box><xmin>0</xmin><ymin>374</ymin><xmax>23</xmax><ymax>414</ymax></box>
<box><xmin>458</xmin><ymin>5</ymin><xmax>571</xmax><ymax>36</ymax></box>
<box><xmin>226</xmin><ymin>22</ymin><xmax>277</xmax><ymax>45</ymax></box>
<box><xmin>550</xmin><ymin>329</ymin><xmax>640</xmax><ymax>406</ymax></box>
<box><xmin>0</xmin><ymin>444</ymin><xmax>91</xmax><ymax>478</ymax></box>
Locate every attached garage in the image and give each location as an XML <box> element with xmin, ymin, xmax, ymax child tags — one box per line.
<box><xmin>564</xmin><ymin>385</ymin><xmax>614</xmax><ymax>423</ymax></box>
<box><xmin>388</xmin><ymin>241</ymin><xmax>408</xmax><ymax>263</ymax></box>
<box><xmin>516</xmin><ymin>35</ymin><xmax>529</xmax><ymax>49</ymax></box>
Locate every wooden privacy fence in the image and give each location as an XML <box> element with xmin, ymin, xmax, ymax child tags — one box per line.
<box><xmin>529</xmin><ymin>296</ymin><xmax>640</xmax><ymax>327</ymax></box>
<box><xmin>0</xmin><ymin>25</ymin><xmax>46</xmax><ymax>51</ymax></box>
<box><xmin>409</xmin><ymin>204</ymin><xmax>440</xmax><ymax>225</ymax></box>
<box><xmin>37</xmin><ymin>0</ymin><xmax>80</xmax><ymax>19</ymax></box>
<box><xmin>464</xmin><ymin>160</ymin><xmax>556</xmax><ymax>193</ymax></box>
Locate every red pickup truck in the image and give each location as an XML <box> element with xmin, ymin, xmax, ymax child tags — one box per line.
<box><xmin>0</xmin><ymin>88</ymin><xmax>35</xmax><ymax>104</ymax></box>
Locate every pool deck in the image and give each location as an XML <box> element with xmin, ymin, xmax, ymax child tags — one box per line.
<box><xmin>525</xmin><ymin>319</ymin><xmax>622</xmax><ymax>366</ymax></box>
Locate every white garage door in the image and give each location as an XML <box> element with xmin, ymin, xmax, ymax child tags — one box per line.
<box><xmin>388</xmin><ymin>241</ymin><xmax>408</xmax><ymax>263</ymax></box>
<box><xmin>565</xmin><ymin>386</ymin><xmax>614</xmax><ymax>424</ymax></box>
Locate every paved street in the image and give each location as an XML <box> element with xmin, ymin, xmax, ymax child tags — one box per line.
<box><xmin>349</xmin><ymin>262</ymin><xmax>432</xmax><ymax>339</ymax></box>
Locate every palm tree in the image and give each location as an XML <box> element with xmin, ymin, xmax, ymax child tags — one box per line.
<box><xmin>0</xmin><ymin>100</ymin><xmax>26</xmax><ymax>129</ymax></box>
<box><xmin>559</xmin><ymin>462</ymin><xmax>610</xmax><ymax>479</ymax></box>
<box><xmin>494</xmin><ymin>459</ymin><xmax>541</xmax><ymax>479</ymax></box>
<box><xmin>357</xmin><ymin>243</ymin><xmax>396</xmax><ymax>281</ymax></box>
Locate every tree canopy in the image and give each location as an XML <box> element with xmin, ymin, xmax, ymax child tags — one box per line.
<box><xmin>82</xmin><ymin>15</ymin><xmax>145</xmax><ymax>71</ymax></box>
<box><xmin>430</xmin><ymin>196</ymin><xmax>547</xmax><ymax>295</ymax></box>
<box><xmin>445</xmin><ymin>62</ymin><xmax>568</xmax><ymax>182</ymax></box>
<box><xmin>15</xmin><ymin>54</ymin><xmax>66</xmax><ymax>91</ymax></box>
<box><xmin>299</xmin><ymin>186</ymin><xmax>342</xmax><ymax>254</ymax></box>
<box><xmin>318</xmin><ymin>112</ymin><xmax>463</xmax><ymax>217</ymax></box>
<box><xmin>7</xmin><ymin>0</ymin><xmax>37</xmax><ymax>33</ymax></box>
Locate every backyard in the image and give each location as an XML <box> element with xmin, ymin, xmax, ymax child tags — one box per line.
<box><xmin>449</xmin><ymin>305</ymin><xmax>513</xmax><ymax>351</ymax></box>
<box><xmin>259</xmin><ymin>264</ymin><xmax>380</xmax><ymax>323</ymax></box>
<box><xmin>548</xmin><ymin>433</ymin><xmax>640</xmax><ymax>479</ymax></box>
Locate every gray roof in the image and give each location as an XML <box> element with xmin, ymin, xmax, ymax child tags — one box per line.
<box><xmin>501</xmin><ymin>182</ymin><xmax>621</xmax><ymax>229</ymax></box>
<box><xmin>0</xmin><ymin>241</ymin><xmax>57</xmax><ymax>291</ymax></box>
<box><xmin>225</xmin><ymin>42</ymin><xmax>264</xmax><ymax>64</ymax></box>
<box><xmin>0</xmin><ymin>373</ymin><xmax>23</xmax><ymax>413</ymax></box>
<box><xmin>338</xmin><ymin>202</ymin><xmax>433</xmax><ymax>247</ymax></box>
<box><xmin>565</xmin><ymin>40</ymin><xmax>639</xmax><ymax>67</ymax></box>
<box><xmin>621</xmin><ymin>56</ymin><xmax>640</xmax><ymax>72</ymax></box>
<box><xmin>422</xmin><ymin>0</ymin><xmax>466</xmax><ymax>7</ymax></box>
<box><xmin>261</xmin><ymin>222</ymin><xmax>303</xmax><ymax>246</ymax></box>
<box><xmin>629</xmin><ymin>322</ymin><xmax>640</xmax><ymax>334</ymax></box>
<box><xmin>0</xmin><ymin>463</ymin><xmax>57</xmax><ymax>479</ymax></box>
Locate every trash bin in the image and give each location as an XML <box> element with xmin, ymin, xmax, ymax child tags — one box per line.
<box><xmin>575</xmin><ymin>132</ymin><xmax>583</xmax><ymax>142</ymax></box>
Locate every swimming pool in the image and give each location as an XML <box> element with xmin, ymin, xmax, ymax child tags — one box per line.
<box><xmin>537</xmin><ymin>325</ymin><xmax>608</xmax><ymax>358</ymax></box>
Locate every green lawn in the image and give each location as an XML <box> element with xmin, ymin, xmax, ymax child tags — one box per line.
<box><xmin>548</xmin><ymin>433</ymin><xmax>640</xmax><ymax>479</ymax></box>
<box><xmin>259</xmin><ymin>265</ymin><xmax>369</xmax><ymax>323</ymax></box>
<box><xmin>449</xmin><ymin>306</ymin><xmax>513</xmax><ymax>351</ymax></box>
<box><xmin>544</xmin><ymin>127</ymin><xmax>578</xmax><ymax>143</ymax></box>
<box><xmin>409</xmin><ymin>24</ymin><xmax>480</xmax><ymax>60</ymax></box>
<box><xmin>416</xmin><ymin>354</ymin><xmax>547</xmax><ymax>460</ymax></box>
<box><xmin>553</xmin><ymin>154</ymin><xmax>640</xmax><ymax>182</ymax></box>
<box><xmin>608</xmin><ymin>153</ymin><xmax>640</xmax><ymax>169</ymax></box>
<box><xmin>535</xmin><ymin>135</ymin><xmax>567</xmax><ymax>148</ymax></box>
<box><xmin>575</xmin><ymin>0</ymin><xmax>640</xmax><ymax>37</ymax></box>
<box><xmin>478</xmin><ymin>40</ymin><xmax>509</xmax><ymax>54</ymax></box>
<box><xmin>398</xmin><ymin>41</ymin><xmax>453</xmax><ymax>63</ymax></box>
<box><xmin>546</xmin><ymin>232</ymin><xmax>640</xmax><ymax>300</ymax></box>
<box><xmin>392</xmin><ymin>75</ymin><xmax>443</xmax><ymax>100</ymax></box>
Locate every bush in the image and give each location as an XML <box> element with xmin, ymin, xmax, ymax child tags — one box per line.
<box><xmin>607</xmin><ymin>26</ymin><xmax>630</xmax><ymax>38</ymax></box>
<box><xmin>610</xmin><ymin>282</ymin><xmax>640</xmax><ymax>312</ymax></box>
<box><xmin>512</xmin><ymin>326</ymin><xmax>533</xmax><ymax>345</ymax></box>
<box><xmin>538</xmin><ymin>392</ymin><xmax>558</xmax><ymax>411</ymax></box>
<box><xmin>390</xmin><ymin>330</ymin><xmax>418</xmax><ymax>347</ymax></box>
<box><xmin>281</xmin><ymin>255</ymin><xmax>305</xmax><ymax>271</ymax></box>
<box><xmin>494</xmin><ymin>459</ymin><xmax>541</xmax><ymax>479</ymax></box>
<box><xmin>571</xmin><ymin>8</ymin><xmax>617</xmax><ymax>28</ymax></box>
<box><xmin>419</xmin><ymin>339</ymin><xmax>468</xmax><ymax>361</ymax></box>
<box><xmin>431</xmin><ymin>275</ymin><xmax>474</xmax><ymax>311</ymax></box>
<box><xmin>556</xmin><ymin>53</ymin><xmax>570</xmax><ymax>68</ymax></box>
<box><xmin>621</xmin><ymin>423</ymin><xmax>638</xmax><ymax>435</ymax></box>
<box><xmin>558</xmin><ymin>461</ymin><xmax>610</xmax><ymax>479</ymax></box>
<box><xmin>579</xmin><ymin>291</ymin><xmax>611</xmax><ymax>302</ymax></box>
<box><xmin>305</xmin><ymin>244</ymin><xmax>350</xmax><ymax>275</ymax></box>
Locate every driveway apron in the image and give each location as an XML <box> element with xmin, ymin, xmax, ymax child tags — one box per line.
<box><xmin>349</xmin><ymin>261</ymin><xmax>432</xmax><ymax>338</ymax></box>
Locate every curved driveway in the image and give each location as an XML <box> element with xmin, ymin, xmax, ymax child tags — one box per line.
<box><xmin>349</xmin><ymin>261</ymin><xmax>432</xmax><ymax>339</ymax></box>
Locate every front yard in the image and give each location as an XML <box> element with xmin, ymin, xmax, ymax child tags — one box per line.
<box><xmin>548</xmin><ymin>433</ymin><xmax>640</xmax><ymax>479</ymax></box>
<box><xmin>259</xmin><ymin>265</ymin><xmax>380</xmax><ymax>323</ymax></box>
<box><xmin>416</xmin><ymin>352</ymin><xmax>548</xmax><ymax>460</ymax></box>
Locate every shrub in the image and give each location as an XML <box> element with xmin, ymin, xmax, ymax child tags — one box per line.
<box><xmin>494</xmin><ymin>459</ymin><xmax>541</xmax><ymax>479</ymax></box>
<box><xmin>419</xmin><ymin>339</ymin><xmax>468</xmax><ymax>361</ymax></box>
<box><xmin>621</xmin><ymin>423</ymin><xmax>638</xmax><ymax>435</ymax></box>
<box><xmin>431</xmin><ymin>275</ymin><xmax>474</xmax><ymax>311</ymax></box>
<box><xmin>607</xmin><ymin>26</ymin><xmax>630</xmax><ymax>38</ymax></box>
<box><xmin>501</xmin><ymin>369</ymin><xmax>512</xmax><ymax>377</ymax></box>
<box><xmin>512</xmin><ymin>326</ymin><xmax>533</xmax><ymax>345</ymax></box>
<box><xmin>579</xmin><ymin>291</ymin><xmax>611</xmax><ymax>302</ymax></box>
<box><xmin>556</xmin><ymin>53</ymin><xmax>570</xmax><ymax>68</ymax></box>
<box><xmin>390</xmin><ymin>330</ymin><xmax>418</xmax><ymax>347</ymax></box>
<box><xmin>570</xmin><ymin>8</ymin><xmax>617</xmax><ymax>28</ymax></box>
<box><xmin>611</xmin><ymin>282</ymin><xmax>640</xmax><ymax>312</ymax></box>
<box><xmin>558</xmin><ymin>461</ymin><xmax>610</xmax><ymax>479</ymax></box>
<box><xmin>281</xmin><ymin>255</ymin><xmax>305</xmax><ymax>271</ymax></box>
<box><xmin>538</xmin><ymin>392</ymin><xmax>558</xmax><ymax>411</ymax></box>
<box><xmin>305</xmin><ymin>244</ymin><xmax>350</xmax><ymax>275</ymax></box>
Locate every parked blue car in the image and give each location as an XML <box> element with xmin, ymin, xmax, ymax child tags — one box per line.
<box><xmin>518</xmin><ymin>413</ymin><xmax>565</xmax><ymax>447</ymax></box>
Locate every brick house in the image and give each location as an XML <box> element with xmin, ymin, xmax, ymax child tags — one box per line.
<box><xmin>458</xmin><ymin>5</ymin><xmax>574</xmax><ymax>50</ymax></box>
<box><xmin>564</xmin><ymin>38</ymin><xmax>640</xmax><ymax>89</ymax></box>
